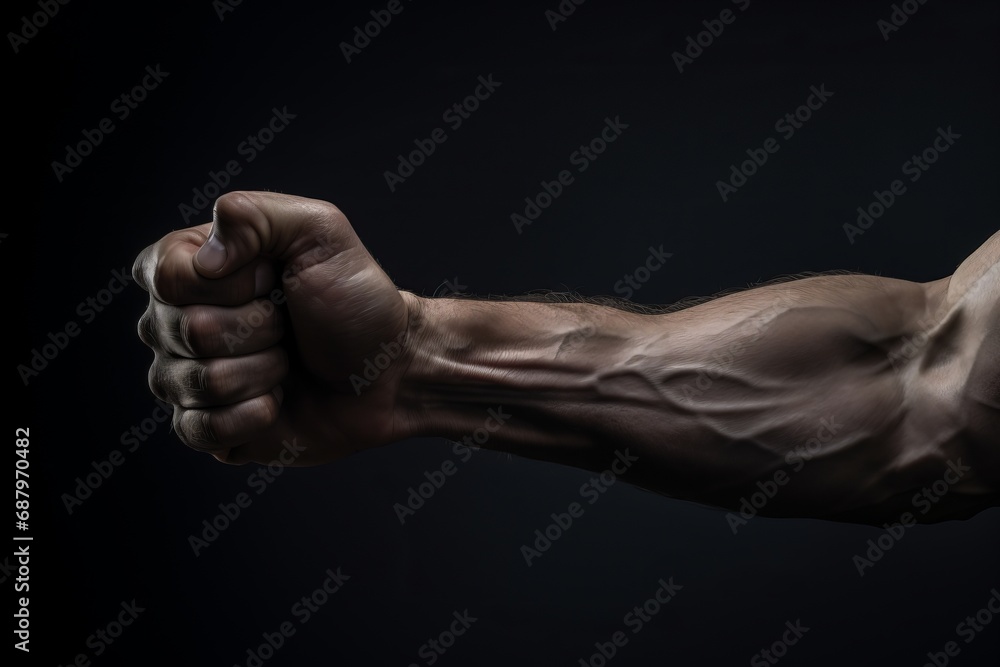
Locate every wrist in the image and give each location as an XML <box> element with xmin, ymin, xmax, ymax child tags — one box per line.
<box><xmin>391</xmin><ymin>290</ymin><xmax>430</xmax><ymax>442</ymax></box>
<box><xmin>394</xmin><ymin>292</ymin><xmax>493</xmax><ymax>441</ymax></box>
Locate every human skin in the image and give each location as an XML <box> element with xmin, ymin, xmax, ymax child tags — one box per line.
<box><xmin>133</xmin><ymin>191</ymin><xmax>1000</xmax><ymax>525</ymax></box>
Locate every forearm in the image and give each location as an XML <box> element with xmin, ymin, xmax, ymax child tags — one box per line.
<box><xmin>396</xmin><ymin>285</ymin><xmax>863</xmax><ymax>518</ymax></box>
<box><xmin>397</xmin><ymin>294</ymin><xmax>666</xmax><ymax>470</ymax></box>
<box><xmin>395</xmin><ymin>278</ymin><xmax>995</xmax><ymax>524</ymax></box>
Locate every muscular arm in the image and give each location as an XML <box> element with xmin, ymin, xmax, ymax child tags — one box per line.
<box><xmin>134</xmin><ymin>192</ymin><xmax>1000</xmax><ymax>525</ymax></box>
<box><xmin>395</xmin><ymin>270</ymin><xmax>998</xmax><ymax>524</ymax></box>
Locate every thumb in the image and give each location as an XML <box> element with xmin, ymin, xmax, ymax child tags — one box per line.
<box><xmin>193</xmin><ymin>191</ymin><xmax>350</xmax><ymax>278</ymax></box>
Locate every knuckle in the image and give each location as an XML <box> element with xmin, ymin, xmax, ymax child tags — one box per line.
<box><xmin>316</xmin><ymin>200</ymin><xmax>345</xmax><ymax>223</ymax></box>
<box><xmin>313</xmin><ymin>202</ymin><xmax>347</xmax><ymax>243</ymax></box>
<box><xmin>194</xmin><ymin>362</ymin><xmax>210</xmax><ymax>396</ymax></box>
<box><xmin>213</xmin><ymin>191</ymin><xmax>248</xmax><ymax>218</ymax></box>
<box><xmin>258</xmin><ymin>392</ymin><xmax>282</xmax><ymax>426</ymax></box>
<box><xmin>199</xmin><ymin>361</ymin><xmax>228</xmax><ymax>403</ymax></box>
<box><xmin>147</xmin><ymin>361</ymin><xmax>168</xmax><ymax>401</ymax></box>
<box><xmin>176</xmin><ymin>309</ymin><xmax>195</xmax><ymax>353</ymax></box>
<box><xmin>151</xmin><ymin>270</ymin><xmax>176</xmax><ymax>305</ymax></box>
<box><xmin>177</xmin><ymin>360</ymin><xmax>209</xmax><ymax>408</ymax></box>
<box><xmin>174</xmin><ymin>407</ymin><xmax>216</xmax><ymax>450</ymax></box>
<box><xmin>198</xmin><ymin>410</ymin><xmax>216</xmax><ymax>446</ymax></box>
<box><xmin>179</xmin><ymin>307</ymin><xmax>220</xmax><ymax>356</ymax></box>
<box><xmin>137</xmin><ymin>309</ymin><xmax>157</xmax><ymax>347</ymax></box>
<box><xmin>132</xmin><ymin>247</ymin><xmax>152</xmax><ymax>292</ymax></box>
<box><xmin>172</xmin><ymin>408</ymin><xmax>194</xmax><ymax>447</ymax></box>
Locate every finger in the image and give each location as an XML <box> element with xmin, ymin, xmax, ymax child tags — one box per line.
<box><xmin>139</xmin><ymin>297</ymin><xmax>284</xmax><ymax>358</ymax></box>
<box><xmin>193</xmin><ymin>191</ymin><xmax>357</xmax><ymax>278</ymax></box>
<box><xmin>173</xmin><ymin>387</ymin><xmax>284</xmax><ymax>452</ymax></box>
<box><xmin>133</xmin><ymin>224</ymin><xmax>278</xmax><ymax>305</ymax></box>
<box><xmin>219</xmin><ymin>408</ymin><xmax>312</xmax><ymax>466</ymax></box>
<box><xmin>148</xmin><ymin>347</ymin><xmax>289</xmax><ymax>409</ymax></box>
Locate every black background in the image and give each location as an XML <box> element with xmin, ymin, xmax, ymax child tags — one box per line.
<box><xmin>7</xmin><ymin>0</ymin><xmax>1000</xmax><ymax>665</ymax></box>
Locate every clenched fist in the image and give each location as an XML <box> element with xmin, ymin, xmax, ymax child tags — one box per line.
<box><xmin>133</xmin><ymin>191</ymin><xmax>421</xmax><ymax>465</ymax></box>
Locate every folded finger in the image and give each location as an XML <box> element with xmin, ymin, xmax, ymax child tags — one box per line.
<box><xmin>148</xmin><ymin>347</ymin><xmax>289</xmax><ymax>409</ymax></box>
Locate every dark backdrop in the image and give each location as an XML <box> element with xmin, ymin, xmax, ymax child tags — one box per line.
<box><xmin>8</xmin><ymin>0</ymin><xmax>1000</xmax><ymax>665</ymax></box>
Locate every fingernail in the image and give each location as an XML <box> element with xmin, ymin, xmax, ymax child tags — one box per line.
<box><xmin>196</xmin><ymin>233</ymin><xmax>227</xmax><ymax>273</ymax></box>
